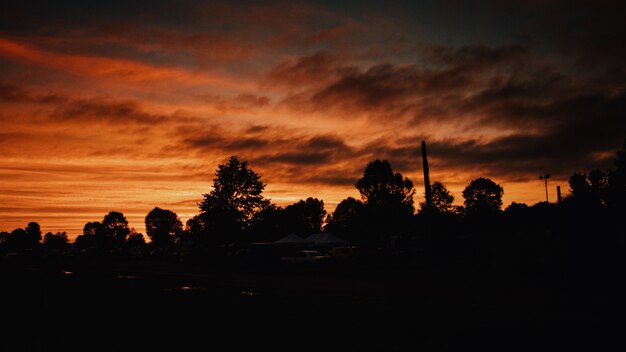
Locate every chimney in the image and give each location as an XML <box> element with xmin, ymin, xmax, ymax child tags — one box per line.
<box><xmin>421</xmin><ymin>141</ymin><xmax>432</xmax><ymax>208</ymax></box>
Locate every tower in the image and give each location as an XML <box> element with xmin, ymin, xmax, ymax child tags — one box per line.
<box><xmin>421</xmin><ymin>141</ymin><xmax>432</xmax><ymax>208</ymax></box>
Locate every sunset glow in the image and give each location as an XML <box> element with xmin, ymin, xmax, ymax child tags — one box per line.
<box><xmin>1</xmin><ymin>1</ymin><xmax>625</xmax><ymax>239</ymax></box>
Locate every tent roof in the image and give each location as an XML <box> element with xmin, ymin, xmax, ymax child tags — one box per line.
<box><xmin>304</xmin><ymin>233</ymin><xmax>350</xmax><ymax>246</ymax></box>
<box><xmin>274</xmin><ymin>233</ymin><xmax>307</xmax><ymax>244</ymax></box>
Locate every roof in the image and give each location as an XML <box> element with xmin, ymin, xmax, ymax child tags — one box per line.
<box><xmin>304</xmin><ymin>233</ymin><xmax>350</xmax><ymax>246</ymax></box>
<box><xmin>273</xmin><ymin>233</ymin><xmax>308</xmax><ymax>245</ymax></box>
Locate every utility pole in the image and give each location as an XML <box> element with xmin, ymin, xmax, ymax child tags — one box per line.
<box><xmin>421</xmin><ymin>141</ymin><xmax>432</xmax><ymax>208</ymax></box>
<box><xmin>539</xmin><ymin>174</ymin><xmax>550</xmax><ymax>203</ymax></box>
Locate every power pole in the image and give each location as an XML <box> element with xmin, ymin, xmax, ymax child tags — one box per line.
<box><xmin>421</xmin><ymin>141</ymin><xmax>432</xmax><ymax>208</ymax></box>
<box><xmin>539</xmin><ymin>174</ymin><xmax>550</xmax><ymax>203</ymax></box>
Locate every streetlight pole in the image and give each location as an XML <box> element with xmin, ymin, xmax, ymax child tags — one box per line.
<box><xmin>539</xmin><ymin>174</ymin><xmax>550</xmax><ymax>203</ymax></box>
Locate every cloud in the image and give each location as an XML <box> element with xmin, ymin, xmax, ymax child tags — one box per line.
<box><xmin>0</xmin><ymin>37</ymin><xmax>249</xmax><ymax>89</ymax></box>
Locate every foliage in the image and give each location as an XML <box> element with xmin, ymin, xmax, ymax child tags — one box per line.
<box><xmin>462</xmin><ymin>177</ymin><xmax>504</xmax><ymax>216</ymax></box>
<box><xmin>25</xmin><ymin>222</ymin><xmax>42</xmax><ymax>245</ymax></box>
<box><xmin>198</xmin><ymin>156</ymin><xmax>269</xmax><ymax>237</ymax></box>
<box><xmin>102</xmin><ymin>211</ymin><xmax>131</xmax><ymax>245</ymax></box>
<box><xmin>356</xmin><ymin>159</ymin><xmax>415</xmax><ymax>215</ymax></box>
<box><xmin>43</xmin><ymin>232</ymin><xmax>69</xmax><ymax>249</ymax></box>
<box><xmin>282</xmin><ymin>197</ymin><xmax>327</xmax><ymax>236</ymax></box>
<box><xmin>355</xmin><ymin>159</ymin><xmax>415</xmax><ymax>241</ymax></box>
<box><xmin>420</xmin><ymin>181</ymin><xmax>455</xmax><ymax>213</ymax></box>
<box><xmin>325</xmin><ymin>197</ymin><xmax>365</xmax><ymax>242</ymax></box>
<box><xmin>145</xmin><ymin>207</ymin><xmax>182</xmax><ymax>247</ymax></box>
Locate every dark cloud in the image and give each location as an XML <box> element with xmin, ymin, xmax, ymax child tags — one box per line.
<box><xmin>52</xmin><ymin>98</ymin><xmax>166</xmax><ymax>124</ymax></box>
<box><xmin>0</xmin><ymin>83</ymin><xmax>67</xmax><ymax>104</ymax></box>
<box><xmin>263</xmin><ymin>151</ymin><xmax>333</xmax><ymax>165</ymax></box>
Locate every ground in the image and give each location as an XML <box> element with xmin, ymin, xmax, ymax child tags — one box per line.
<box><xmin>1</xmin><ymin>255</ymin><xmax>622</xmax><ymax>351</ymax></box>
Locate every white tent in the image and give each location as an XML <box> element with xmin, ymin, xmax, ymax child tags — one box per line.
<box><xmin>304</xmin><ymin>233</ymin><xmax>350</xmax><ymax>246</ymax></box>
<box><xmin>273</xmin><ymin>233</ymin><xmax>308</xmax><ymax>245</ymax></box>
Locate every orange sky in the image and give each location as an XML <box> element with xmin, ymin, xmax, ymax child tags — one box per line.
<box><xmin>1</xmin><ymin>1</ymin><xmax>624</xmax><ymax>239</ymax></box>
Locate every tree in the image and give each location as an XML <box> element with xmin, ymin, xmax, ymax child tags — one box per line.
<box><xmin>282</xmin><ymin>197</ymin><xmax>327</xmax><ymax>236</ymax></box>
<box><xmin>325</xmin><ymin>197</ymin><xmax>364</xmax><ymax>242</ymax></box>
<box><xmin>462</xmin><ymin>177</ymin><xmax>504</xmax><ymax>216</ymax></box>
<box><xmin>43</xmin><ymin>232</ymin><xmax>69</xmax><ymax>249</ymax></box>
<box><xmin>567</xmin><ymin>170</ymin><xmax>607</xmax><ymax>208</ymax></box>
<box><xmin>74</xmin><ymin>221</ymin><xmax>105</xmax><ymax>249</ymax></box>
<box><xmin>145</xmin><ymin>207</ymin><xmax>182</xmax><ymax>247</ymax></box>
<box><xmin>249</xmin><ymin>204</ymin><xmax>286</xmax><ymax>242</ymax></box>
<box><xmin>5</xmin><ymin>228</ymin><xmax>29</xmax><ymax>249</ymax></box>
<box><xmin>356</xmin><ymin>159</ymin><xmax>415</xmax><ymax>215</ymax></box>
<box><xmin>198</xmin><ymin>156</ymin><xmax>269</xmax><ymax>238</ymax></box>
<box><xmin>355</xmin><ymin>159</ymin><xmax>415</xmax><ymax>241</ymax></box>
<box><xmin>126</xmin><ymin>230</ymin><xmax>146</xmax><ymax>246</ymax></box>
<box><xmin>102</xmin><ymin>211</ymin><xmax>131</xmax><ymax>245</ymax></box>
<box><xmin>25</xmin><ymin>222</ymin><xmax>42</xmax><ymax>246</ymax></box>
<box><xmin>420</xmin><ymin>181</ymin><xmax>455</xmax><ymax>213</ymax></box>
<box><xmin>0</xmin><ymin>231</ymin><xmax>9</xmax><ymax>247</ymax></box>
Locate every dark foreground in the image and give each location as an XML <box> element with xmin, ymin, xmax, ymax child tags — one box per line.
<box><xmin>1</xmin><ymin>256</ymin><xmax>623</xmax><ymax>352</ymax></box>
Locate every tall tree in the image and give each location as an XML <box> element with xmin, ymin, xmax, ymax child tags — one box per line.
<box><xmin>145</xmin><ymin>207</ymin><xmax>182</xmax><ymax>247</ymax></box>
<box><xmin>102</xmin><ymin>211</ymin><xmax>131</xmax><ymax>245</ymax></box>
<box><xmin>198</xmin><ymin>156</ymin><xmax>269</xmax><ymax>238</ymax></box>
<box><xmin>462</xmin><ymin>177</ymin><xmax>504</xmax><ymax>216</ymax></box>
<box><xmin>356</xmin><ymin>159</ymin><xmax>415</xmax><ymax>215</ymax></box>
<box><xmin>355</xmin><ymin>159</ymin><xmax>415</xmax><ymax>241</ymax></box>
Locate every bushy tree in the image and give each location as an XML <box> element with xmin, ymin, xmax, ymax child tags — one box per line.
<box><xmin>25</xmin><ymin>222</ymin><xmax>42</xmax><ymax>246</ymax></box>
<box><xmin>283</xmin><ymin>197</ymin><xmax>326</xmax><ymax>236</ymax></box>
<box><xmin>43</xmin><ymin>232</ymin><xmax>69</xmax><ymax>249</ymax></box>
<box><xmin>355</xmin><ymin>159</ymin><xmax>415</xmax><ymax>241</ymax></box>
<box><xmin>102</xmin><ymin>211</ymin><xmax>131</xmax><ymax>245</ymax></box>
<box><xmin>420</xmin><ymin>181</ymin><xmax>455</xmax><ymax>214</ymax></box>
<box><xmin>462</xmin><ymin>177</ymin><xmax>504</xmax><ymax>217</ymax></box>
<box><xmin>356</xmin><ymin>159</ymin><xmax>415</xmax><ymax>215</ymax></box>
<box><xmin>145</xmin><ymin>207</ymin><xmax>182</xmax><ymax>247</ymax></box>
<box><xmin>325</xmin><ymin>197</ymin><xmax>365</xmax><ymax>242</ymax></box>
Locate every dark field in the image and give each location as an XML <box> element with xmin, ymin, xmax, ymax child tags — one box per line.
<box><xmin>1</xmin><ymin>253</ymin><xmax>623</xmax><ymax>352</ymax></box>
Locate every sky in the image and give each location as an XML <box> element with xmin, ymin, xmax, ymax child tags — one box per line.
<box><xmin>1</xmin><ymin>0</ymin><xmax>625</xmax><ymax>239</ymax></box>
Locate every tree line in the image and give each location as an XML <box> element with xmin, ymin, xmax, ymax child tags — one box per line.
<box><xmin>1</xmin><ymin>139</ymin><xmax>624</xmax><ymax>259</ymax></box>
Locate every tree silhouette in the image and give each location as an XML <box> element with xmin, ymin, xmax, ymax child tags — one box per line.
<box><xmin>25</xmin><ymin>222</ymin><xmax>42</xmax><ymax>246</ymax></box>
<box><xmin>43</xmin><ymin>232</ymin><xmax>69</xmax><ymax>249</ymax></box>
<box><xmin>126</xmin><ymin>230</ymin><xmax>146</xmax><ymax>246</ymax></box>
<box><xmin>0</xmin><ymin>231</ymin><xmax>8</xmax><ymax>247</ymax></box>
<box><xmin>567</xmin><ymin>171</ymin><xmax>607</xmax><ymax>208</ymax></box>
<box><xmin>325</xmin><ymin>197</ymin><xmax>364</xmax><ymax>242</ymax></box>
<box><xmin>283</xmin><ymin>197</ymin><xmax>326</xmax><ymax>236</ymax></box>
<box><xmin>198</xmin><ymin>156</ymin><xmax>269</xmax><ymax>239</ymax></box>
<box><xmin>420</xmin><ymin>181</ymin><xmax>455</xmax><ymax>214</ymax></box>
<box><xmin>5</xmin><ymin>228</ymin><xmax>29</xmax><ymax>249</ymax></box>
<box><xmin>356</xmin><ymin>159</ymin><xmax>415</xmax><ymax>215</ymax></box>
<box><xmin>355</xmin><ymin>159</ymin><xmax>415</xmax><ymax>242</ymax></box>
<box><xmin>462</xmin><ymin>177</ymin><xmax>503</xmax><ymax>217</ymax></box>
<box><xmin>74</xmin><ymin>221</ymin><xmax>105</xmax><ymax>249</ymax></box>
<box><xmin>250</xmin><ymin>204</ymin><xmax>286</xmax><ymax>242</ymax></box>
<box><xmin>102</xmin><ymin>211</ymin><xmax>131</xmax><ymax>245</ymax></box>
<box><xmin>145</xmin><ymin>207</ymin><xmax>182</xmax><ymax>248</ymax></box>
